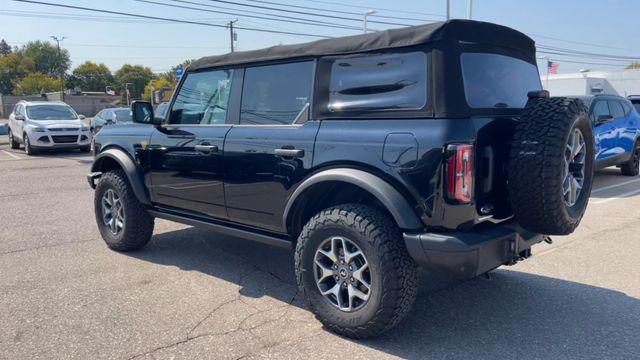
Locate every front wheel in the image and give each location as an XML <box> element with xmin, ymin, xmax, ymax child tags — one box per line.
<box><xmin>94</xmin><ymin>170</ymin><xmax>154</xmax><ymax>251</ymax></box>
<box><xmin>620</xmin><ymin>142</ymin><xmax>640</xmax><ymax>176</ymax></box>
<box><xmin>23</xmin><ymin>134</ymin><xmax>37</xmax><ymax>156</ymax></box>
<box><xmin>295</xmin><ymin>204</ymin><xmax>418</xmax><ymax>339</ymax></box>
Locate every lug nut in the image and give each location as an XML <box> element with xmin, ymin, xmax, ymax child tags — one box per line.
<box><xmin>350</xmin><ymin>277</ymin><xmax>354</xmax><ymax>282</ymax></box>
<box><xmin>348</xmin><ymin>266</ymin><xmax>353</xmax><ymax>271</ymax></box>
<box><xmin>334</xmin><ymin>275</ymin><xmax>339</xmax><ymax>280</ymax></box>
<box><xmin>333</xmin><ymin>264</ymin><xmax>338</xmax><ymax>270</ymax></box>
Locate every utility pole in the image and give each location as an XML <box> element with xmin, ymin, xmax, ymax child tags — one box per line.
<box><xmin>50</xmin><ymin>36</ymin><xmax>66</xmax><ymax>101</ymax></box>
<box><xmin>467</xmin><ymin>0</ymin><xmax>473</xmax><ymax>19</ymax></box>
<box><xmin>445</xmin><ymin>0</ymin><xmax>450</xmax><ymax>20</ymax></box>
<box><xmin>228</xmin><ymin>19</ymin><xmax>238</xmax><ymax>52</ymax></box>
<box><xmin>363</xmin><ymin>10</ymin><xmax>377</xmax><ymax>33</ymax></box>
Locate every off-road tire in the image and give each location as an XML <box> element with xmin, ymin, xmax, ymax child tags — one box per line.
<box><xmin>508</xmin><ymin>97</ymin><xmax>594</xmax><ymax>235</ymax></box>
<box><xmin>620</xmin><ymin>141</ymin><xmax>640</xmax><ymax>176</ymax></box>
<box><xmin>94</xmin><ymin>170</ymin><xmax>154</xmax><ymax>251</ymax></box>
<box><xmin>23</xmin><ymin>134</ymin><xmax>37</xmax><ymax>156</ymax></box>
<box><xmin>295</xmin><ymin>204</ymin><xmax>418</xmax><ymax>339</ymax></box>
<box><xmin>8</xmin><ymin>129</ymin><xmax>19</xmax><ymax>149</ymax></box>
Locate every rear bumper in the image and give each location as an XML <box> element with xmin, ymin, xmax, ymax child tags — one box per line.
<box><xmin>404</xmin><ymin>220</ymin><xmax>545</xmax><ymax>279</ymax></box>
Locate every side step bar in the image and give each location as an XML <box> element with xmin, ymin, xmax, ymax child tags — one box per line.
<box><xmin>148</xmin><ymin>210</ymin><xmax>293</xmax><ymax>250</ymax></box>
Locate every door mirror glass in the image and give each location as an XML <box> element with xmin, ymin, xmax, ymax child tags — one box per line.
<box><xmin>131</xmin><ymin>101</ymin><xmax>157</xmax><ymax>125</ymax></box>
<box><xmin>596</xmin><ymin>114</ymin><xmax>614</xmax><ymax>125</ymax></box>
<box><xmin>14</xmin><ymin>114</ymin><xmax>25</xmax><ymax>121</ymax></box>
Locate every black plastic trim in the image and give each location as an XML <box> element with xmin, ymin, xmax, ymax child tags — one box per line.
<box><xmin>91</xmin><ymin>148</ymin><xmax>151</xmax><ymax>205</ymax></box>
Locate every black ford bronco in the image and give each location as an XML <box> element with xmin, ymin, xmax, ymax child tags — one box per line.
<box><xmin>88</xmin><ymin>20</ymin><xmax>594</xmax><ymax>338</ymax></box>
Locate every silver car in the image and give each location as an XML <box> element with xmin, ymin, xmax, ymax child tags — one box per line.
<box><xmin>8</xmin><ymin>101</ymin><xmax>92</xmax><ymax>155</ymax></box>
<box><xmin>90</xmin><ymin>107</ymin><xmax>132</xmax><ymax>134</ymax></box>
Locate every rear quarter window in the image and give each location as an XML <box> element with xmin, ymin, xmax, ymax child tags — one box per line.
<box><xmin>327</xmin><ymin>51</ymin><xmax>427</xmax><ymax>113</ymax></box>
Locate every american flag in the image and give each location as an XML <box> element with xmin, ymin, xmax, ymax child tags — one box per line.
<box><xmin>547</xmin><ymin>60</ymin><xmax>559</xmax><ymax>74</ymax></box>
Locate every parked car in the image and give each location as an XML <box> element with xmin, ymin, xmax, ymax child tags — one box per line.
<box><xmin>154</xmin><ymin>102</ymin><xmax>170</xmax><ymax>121</ymax></box>
<box><xmin>88</xmin><ymin>20</ymin><xmax>594</xmax><ymax>338</ymax></box>
<box><xmin>8</xmin><ymin>101</ymin><xmax>91</xmax><ymax>155</ymax></box>
<box><xmin>90</xmin><ymin>107</ymin><xmax>132</xmax><ymax>134</ymax></box>
<box><xmin>629</xmin><ymin>95</ymin><xmax>640</xmax><ymax>114</ymax></box>
<box><xmin>575</xmin><ymin>95</ymin><xmax>640</xmax><ymax>175</ymax></box>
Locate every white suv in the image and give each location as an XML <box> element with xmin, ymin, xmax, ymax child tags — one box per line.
<box><xmin>8</xmin><ymin>101</ymin><xmax>92</xmax><ymax>155</ymax></box>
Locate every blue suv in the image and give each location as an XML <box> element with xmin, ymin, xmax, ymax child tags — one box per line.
<box><xmin>577</xmin><ymin>95</ymin><xmax>640</xmax><ymax>176</ymax></box>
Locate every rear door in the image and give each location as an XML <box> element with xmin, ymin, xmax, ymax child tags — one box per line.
<box><xmin>223</xmin><ymin>61</ymin><xmax>318</xmax><ymax>233</ymax></box>
<box><xmin>607</xmin><ymin>99</ymin><xmax>627</xmax><ymax>157</ymax></box>
<box><xmin>617</xmin><ymin>100</ymin><xmax>639</xmax><ymax>155</ymax></box>
<box><xmin>147</xmin><ymin>68</ymin><xmax>238</xmax><ymax>219</ymax></box>
<box><xmin>591</xmin><ymin>99</ymin><xmax>617</xmax><ymax>161</ymax></box>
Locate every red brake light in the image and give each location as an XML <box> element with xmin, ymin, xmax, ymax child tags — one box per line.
<box><xmin>446</xmin><ymin>144</ymin><xmax>474</xmax><ymax>203</ymax></box>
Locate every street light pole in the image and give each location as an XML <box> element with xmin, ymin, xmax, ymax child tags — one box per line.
<box><xmin>445</xmin><ymin>0</ymin><xmax>450</xmax><ymax>20</ymax></box>
<box><xmin>50</xmin><ymin>36</ymin><xmax>66</xmax><ymax>101</ymax></box>
<box><xmin>363</xmin><ymin>10</ymin><xmax>377</xmax><ymax>33</ymax></box>
<box><xmin>467</xmin><ymin>0</ymin><xmax>473</xmax><ymax>19</ymax></box>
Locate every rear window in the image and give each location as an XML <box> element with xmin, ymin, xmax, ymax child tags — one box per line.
<box><xmin>632</xmin><ymin>101</ymin><xmax>640</xmax><ymax>114</ymax></box>
<box><xmin>328</xmin><ymin>52</ymin><xmax>427</xmax><ymax>112</ymax></box>
<box><xmin>461</xmin><ymin>53</ymin><xmax>541</xmax><ymax>109</ymax></box>
<box><xmin>26</xmin><ymin>104</ymin><xmax>77</xmax><ymax>120</ymax></box>
<box><xmin>113</xmin><ymin>109</ymin><xmax>132</xmax><ymax>122</ymax></box>
<box><xmin>608</xmin><ymin>100</ymin><xmax>625</xmax><ymax>118</ymax></box>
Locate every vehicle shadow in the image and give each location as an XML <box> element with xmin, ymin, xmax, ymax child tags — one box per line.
<box><xmin>128</xmin><ymin>226</ymin><xmax>640</xmax><ymax>359</ymax></box>
<box><xmin>590</xmin><ymin>167</ymin><xmax>640</xmax><ymax>200</ymax></box>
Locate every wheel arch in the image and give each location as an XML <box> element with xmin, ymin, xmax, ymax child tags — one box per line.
<box><xmin>283</xmin><ymin>168</ymin><xmax>424</xmax><ymax>236</ymax></box>
<box><xmin>92</xmin><ymin>147</ymin><xmax>151</xmax><ymax>205</ymax></box>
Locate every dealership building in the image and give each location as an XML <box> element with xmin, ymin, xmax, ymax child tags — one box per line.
<box><xmin>542</xmin><ymin>69</ymin><xmax>640</xmax><ymax>97</ymax></box>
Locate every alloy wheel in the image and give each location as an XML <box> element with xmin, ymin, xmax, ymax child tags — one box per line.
<box><xmin>102</xmin><ymin>189</ymin><xmax>125</xmax><ymax>235</ymax></box>
<box><xmin>563</xmin><ymin>128</ymin><xmax>587</xmax><ymax>207</ymax></box>
<box><xmin>314</xmin><ymin>236</ymin><xmax>371</xmax><ymax>312</ymax></box>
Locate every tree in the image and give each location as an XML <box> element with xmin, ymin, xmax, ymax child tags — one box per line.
<box><xmin>0</xmin><ymin>53</ymin><xmax>35</xmax><ymax>94</ymax></box>
<box><xmin>627</xmin><ymin>62</ymin><xmax>640</xmax><ymax>70</ymax></box>
<box><xmin>0</xmin><ymin>39</ymin><xmax>12</xmax><ymax>56</ymax></box>
<box><xmin>159</xmin><ymin>59</ymin><xmax>193</xmax><ymax>83</ymax></box>
<box><xmin>67</xmin><ymin>61</ymin><xmax>114</xmax><ymax>92</ymax></box>
<box><xmin>12</xmin><ymin>72</ymin><xmax>61</xmax><ymax>95</ymax></box>
<box><xmin>114</xmin><ymin>64</ymin><xmax>154</xmax><ymax>100</ymax></box>
<box><xmin>16</xmin><ymin>40</ymin><xmax>70</xmax><ymax>77</ymax></box>
<box><xmin>142</xmin><ymin>78</ymin><xmax>174</xmax><ymax>102</ymax></box>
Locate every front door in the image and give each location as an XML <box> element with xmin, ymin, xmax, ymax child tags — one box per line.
<box><xmin>223</xmin><ymin>61</ymin><xmax>318</xmax><ymax>233</ymax></box>
<box><xmin>148</xmin><ymin>68</ymin><xmax>238</xmax><ymax>219</ymax></box>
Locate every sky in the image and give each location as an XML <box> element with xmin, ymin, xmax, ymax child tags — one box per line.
<box><xmin>1</xmin><ymin>0</ymin><xmax>639</xmax><ymax>75</ymax></box>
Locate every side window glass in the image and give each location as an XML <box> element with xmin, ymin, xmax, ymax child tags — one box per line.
<box><xmin>591</xmin><ymin>101</ymin><xmax>609</xmax><ymax>122</ymax></box>
<box><xmin>169</xmin><ymin>69</ymin><xmax>234</xmax><ymax>125</ymax></box>
<box><xmin>240</xmin><ymin>61</ymin><xmax>314</xmax><ymax>125</ymax></box>
<box><xmin>329</xmin><ymin>52</ymin><xmax>427</xmax><ymax>112</ymax></box>
<box><xmin>621</xmin><ymin>101</ymin><xmax>632</xmax><ymax>115</ymax></box>
<box><xmin>608</xmin><ymin>100</ymin><xmax>625</xmax><ymax>119</ymax></box>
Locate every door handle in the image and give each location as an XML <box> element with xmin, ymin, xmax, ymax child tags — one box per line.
<box><xmin>274</xmin><ymin>148</ymin><xmax>304</xmax><ymax>158</ymax></box>
<box><xmin>195</xmin><ymin>144</ymin><xmax>218</xmax><ymax>154</ymax></box>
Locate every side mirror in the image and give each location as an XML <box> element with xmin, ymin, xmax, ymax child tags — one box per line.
<box><xmin>131</xmin><ymin>101</ymin><xmax>159</xmax><ymax>125</ymax></box>
<box><xmin>105</xmin><ymin>119</ymin><xmax>114</xmax><ymax>125</ymax></box>
<box><xmin>15</xmin><ymin>114</ymin><xmax>25</xmax><ymax>121</ymax></box>
<box><xmin>78</xmin><ymin>115</ymin><xmax>86</xmax><ymax>120</ymax></box>
<box><xmin>596</xmin><ymin>114</ymin><xmax>614</xmax><ymax>125</ymax></box>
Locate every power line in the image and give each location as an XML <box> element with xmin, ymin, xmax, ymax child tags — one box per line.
<box><xmin>194</xmin><ymin>0</ymin><xmax>413</xmax><ymax>27</ymax></box>
<box><xmin>0</xmin><ymin>9</ymin><xmax>231</xmax><ymax>24</ymax></box>
<box><xmin>135</xmin><ymin>0</ymin><xmax>365</xmax><ymax>31</ymax></box>
<box><xmin>10</xmin><ymin>0</ymin><xmax>332</xmax><ymax>38</ymax></box>
<box><xmin>297</xmin><ymin>0</ymin><xmax>445</xmax><ymax>18</ymax></box>
<box><xmin>538</xmin><ymin>45</ymin><xmax>640</xmax><ymax>62</ymax></box>
<box><xmin>243</xmin><ymin>0</ymin><xmax>439</xmax><ymax>22</ymax></box>
<box><xmin>530</xmin><ymin>32</ymin><xmax>640</xmax><ymax>53</ymax></box>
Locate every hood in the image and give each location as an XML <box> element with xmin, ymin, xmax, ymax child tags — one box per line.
<box><xmin>29</xmin><ymin>119</ymin><xmax>84</xmax><ymax>128</ymax></box>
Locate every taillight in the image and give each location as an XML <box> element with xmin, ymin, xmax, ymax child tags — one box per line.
<box><xmin>446</xmin><ymin>144</ymin><xmax>474</xmax><ymax>203</ymax></box>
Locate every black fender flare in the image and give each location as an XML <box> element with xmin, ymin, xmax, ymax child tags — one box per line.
<box><xmin>283</xmin><ymin>168</ymin><xmax>424</xmax><ymax>231</ymax></box>
<box><xmin>91</xmin><ymin>148</ymin><xmax>151</xmax><ymax>205</ymax></box>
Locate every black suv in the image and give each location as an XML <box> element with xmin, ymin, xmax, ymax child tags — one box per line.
<box><xmin>88</xmin><ymin>20</ymin><xmax>594</xmax><ymax>338</ymax></box>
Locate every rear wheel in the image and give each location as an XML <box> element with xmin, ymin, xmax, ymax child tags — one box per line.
<box><xmin>94</xmin><ymin>170</ymin><xmax>154</xmax><ymax>251</ymax></box>
<box><xmin>8</xmin><ymin>130</ymin><xmax>19</xmax><ymax>149</ymax></box>
<box><xmin>620</xmin><ymin>141</ymin><xmax>640</xmax><ymax>176</ymax></box>
<box><xmin>295</xmin><ymin>204</ymin><xmax>418</xmax><ymax>339</ymax></box>
<box><xmin>508</xmin><ymin>97</ymin><xmax>594</xmax><ymax>235</ymax></box>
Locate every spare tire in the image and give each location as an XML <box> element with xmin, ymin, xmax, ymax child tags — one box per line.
<box><xmin>508</xmin><ymin>97</ymin><xmax>594</xmax><ymax>235</ymax></box>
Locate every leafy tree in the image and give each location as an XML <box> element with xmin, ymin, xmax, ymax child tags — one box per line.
<box><xmin>142</xmin><ymin>78</ymin><xmax>174</xmax><ymax>102</ymax></box>
<box><xmin>0</xmin><ymin>53</ymin><xmax>35</xmax><ymax>94</ymax></box>
<box><xmin>114</xmin><ymin>64</ymin><xmax>154</xmax><ymax>100</ymax></box>
<box><xmin>13</xmin><ymin>72</ymin><xmax>61</xmax><ymax>95</ymax></box>
<box><xmin>67</xmin><ymin>61</ymin><xmax>114</xmax><ymax>92</ymax></box>
<box><xmin>0</xmin><ymin>39</ymin><xmax>12</xmax><ymax>56</ymax></box>
<box><xmin>16</xmin><ymin>40</ymin><xmax>70</xmax><ymax>77</ymax></box>
<box><xmin>627</xmin><ymin>62</ymin><xmax>640</xmax><ymax>69</ymax></box>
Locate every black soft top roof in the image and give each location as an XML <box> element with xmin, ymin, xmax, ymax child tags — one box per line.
<box><xmin>188</xmin><ymin>19</ymin><xmax>534</xmax><ymax>71</ymax></box>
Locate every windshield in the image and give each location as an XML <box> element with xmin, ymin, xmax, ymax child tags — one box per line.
<box><xmin>461</xmin><ymin>53</ymin><xmax>542</xmax><ymax>109</ymax></box>
<box><xmin>113</xmin><ymin>109</ymin><xmax>132</xmax><ymax>122</ymax></box>
<box><xmin>26</xmin><ymin>104</ymin><xmax>78</xmax><ymax>120</ymax></box>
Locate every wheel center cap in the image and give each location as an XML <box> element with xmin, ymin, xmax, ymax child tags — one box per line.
<box><xmin>338</xmin><ymin>267</ymin><xmax>348</xmax><ymax>278</ymax></box>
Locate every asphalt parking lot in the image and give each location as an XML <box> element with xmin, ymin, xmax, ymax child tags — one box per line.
<box><xmin>1</xmin><ymin>136</ymin><xmax>639</xmax><ymax>360</ymax></box>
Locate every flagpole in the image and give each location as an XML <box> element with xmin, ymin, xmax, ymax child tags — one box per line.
<box><xmin>545</xmin><ymin>56</ymin><xmax>550</xmax><ymax>90</ymax></box>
